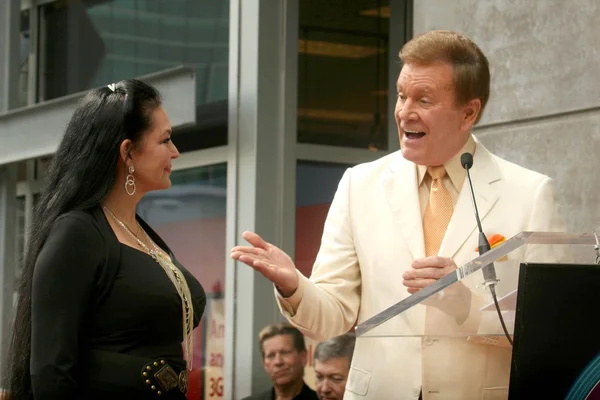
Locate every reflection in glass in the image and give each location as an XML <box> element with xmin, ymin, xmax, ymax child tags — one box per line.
<box><xmin>14</xmin><ymin>192</ymin><xmax>41</xmax><ymax>308</ymax></box>
<box><xmin>298</xmin><ymin>1</ymin><xmax>390</xmax><ymax>150</ymax></box>
<box><xmin>295</xmin><ymin>161</ymin><xmax>351</xmax><ymax>276</ymax></box>
<box><xmin>19</xmin><ymin>10</ymin><xmax>30</xmax><ymax>107</ymax></box>
<box><xmin>15</xmin><ymin>196</ymin><xmax>26</xmax><ymax>272</ymax></box>
<box><xmin>138</xmin><ymin>164</ymin><xmax>226</xmax><ymax>399</ymax></box>
<box><xmin>295</xmin><ymin>161</ymin><xmax>351</xmax><ymax>389</ymax></box>
<box><xmin>41</xmin><ymin>0</ymin><xmax>229</xmax><ymax>106</ymax></box>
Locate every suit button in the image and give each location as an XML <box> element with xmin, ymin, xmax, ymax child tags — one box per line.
<box><xmin>412</xmin><ymin>388</ymin><xmax>421</xmax><ymax>397</ymax></box>
<box><xmin>424</xmin><ymin>337</ymin><xmax>434</xmax><ymax>346</ymax></box>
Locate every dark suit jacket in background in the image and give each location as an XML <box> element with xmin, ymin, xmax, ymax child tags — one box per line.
<box><xmin>242</xmin><ymin>383</ymin><xmax>318</xmax><ymax>400</ymax></box>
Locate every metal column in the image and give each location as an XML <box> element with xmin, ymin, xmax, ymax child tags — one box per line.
<box><xmin>0</xmin><ymin>0</ymin><xmax>23</xmax><ymax>375</ymax></box>
<box><xmin>225</xmin><ymin>0</ymin><xmax>298</xmax><ymax>398</ymax></box>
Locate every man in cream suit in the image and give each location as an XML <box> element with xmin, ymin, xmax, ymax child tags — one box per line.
<box><xmin>232</xmin><ymin>30</ymin><xmax>565</xmax><ymax>399</ymax></box>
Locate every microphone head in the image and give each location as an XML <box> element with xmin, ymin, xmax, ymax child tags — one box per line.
<box><xmin>461</xmin><ymin>152</ymin><xmax>474</xmax><ymax>169</ymax></box>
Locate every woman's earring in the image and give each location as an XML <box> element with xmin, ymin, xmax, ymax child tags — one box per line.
<box><xmin>125</xmin><ymin>165</ymin><xmax>136</xmax><ymax>196</ymax></box>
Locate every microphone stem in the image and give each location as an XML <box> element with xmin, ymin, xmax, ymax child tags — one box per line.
<box><xmin>464</xmin><ymin>165</ymin><xmax>495</xmax><ymax>283</ymax></box>
<box><xmin>462</xmin><ymin>157</ymin><xmax>510</xmax><ymax>346</ymax></box>
<box><xmin>466</xmin><ymin>167</ymin><xmax>484</xmax><ymax>235</ymax></box>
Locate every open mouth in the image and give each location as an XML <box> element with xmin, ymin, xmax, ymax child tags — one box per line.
<box><xmin>404</xmin><ymin>129</ymin><xmax>426</xmax><ymax>139</ymax></box>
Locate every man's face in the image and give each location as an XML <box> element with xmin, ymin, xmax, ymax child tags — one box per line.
<box><xmin>395</xmin><ymin>62</ymin><xmax>480</xmax><ymax>166</ymax></box>
<box><xmin>262</xmin><ymin>334</ymin><xmax>307</xmax><ymax>386</ymax></box>
<box><xmin>314</xmin><ymin>358</ymin><xmax>350</xmax><ymax>400</ymax></box>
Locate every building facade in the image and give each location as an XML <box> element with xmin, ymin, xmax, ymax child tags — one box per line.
<box><xmin>0</xmin><ymin>0</ymin><xmax>598</xmax><ymax>399</ymax></box>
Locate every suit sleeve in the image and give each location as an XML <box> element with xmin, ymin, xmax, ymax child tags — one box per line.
<box><xmin>31</xmin><ymin>214</ymin><xmax>104</xmax><ymax>399</ymax></box>
<box><xmin>276</xmin><ymin>169</ymin><xmax>361</xmax><ymax>341</ymax></box>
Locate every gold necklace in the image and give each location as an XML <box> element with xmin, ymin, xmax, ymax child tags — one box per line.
<box><xmin>102</xmin><ymin>205</ymin><xmax>194</xmax><ymax>371</ymax></box>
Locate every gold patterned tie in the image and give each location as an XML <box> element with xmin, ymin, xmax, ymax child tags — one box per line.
<box><xmin>423</xmin><ymin>166</ymin><xmax>454</xmax><ymax>257</ymax></box>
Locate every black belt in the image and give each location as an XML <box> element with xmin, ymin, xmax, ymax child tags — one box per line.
<box><xmin>85</xmin><ymin>349</ymin><xmax>187</xmax><ymax>398</ymax></box>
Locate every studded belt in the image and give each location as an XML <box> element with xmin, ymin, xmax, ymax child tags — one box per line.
<box><xmin>85</xmin><ymin>349</ymin><xmax>187</xmax><ymax>398</ymax></box>
<box><xmin>142</xmin><ymin>358</ymin><xmax>188</xmax><ymax>395</ymax></box>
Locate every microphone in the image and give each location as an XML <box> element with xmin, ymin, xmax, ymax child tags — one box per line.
<box><xmin>461</xmin><ymin>152</ymin><xmax>499</xmax><ymax>287</ymax></box>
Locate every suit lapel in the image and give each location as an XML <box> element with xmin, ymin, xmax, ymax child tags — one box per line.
<box><xmin>384</xmin><ymin>154</ymin><xmax>426</xmax><ymax>260</ymax></box>
<box><xmin>438</xmin><ymin>141</ymin><xmax>502</xmax><ymax>258</ymax></box>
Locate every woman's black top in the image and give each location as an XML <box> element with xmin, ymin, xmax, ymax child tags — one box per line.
<box><xmin>30</xmin><ymin>207</ymin><xmax>206</xmax><ymax>399</ymax></box>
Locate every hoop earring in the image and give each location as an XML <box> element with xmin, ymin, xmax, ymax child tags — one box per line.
<box><xmin>125</xmin><ymin>165</ymin><xmax>136</xmax><ymax>196</ymax></box>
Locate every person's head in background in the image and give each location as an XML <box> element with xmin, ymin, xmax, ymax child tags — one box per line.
<box><xmin>259</xmin><ymin>324</ymin><xmax>308</xmax><ymax>391</ymax></box>
<box><xmin>313</xmin><ymin>333</ymin><xmax>356</xmax><ymax>400</ymax></box>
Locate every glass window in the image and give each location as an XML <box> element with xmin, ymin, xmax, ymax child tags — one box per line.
<box><xmin>298</xmin><ymin>1</ymin><xmax>390</xmax><ymax>150</ymax></box>
<box><xmin>295</xmin><ymin>161</ymin><xmax>352</xmax><ymax>389</ymax></box>
<box><xmin>14</xmin><ymin>192</ymin><xmax>40</xmax><ymax>293</ymax></box>
<box><xmin>15</xmin><ymin>195</ymin><xmax>26</xmax><ymax>271</ymax></box>
<box><xmin>137</xmin><ymin>163</ymin><xmax>226</xmax><ymax>399</ymax></box>
<box><xmin>40</xmin><ymin>0</ymin><xmax>229</xmax><ymax>108</ymax></box>
<box><xmin>19</xmin><ymin>9</ymin><xmax>30</xmax><ymax>107</ymax></box>
<box><xmin>295</xmin><ymin>161</ymin><xmax>351</xmax><ymax>276</ymax></box>
<box><xmin>36</xmin><ymin>156</ymin><xmax>52</xmax><ymax>180</ymax></box>
<box><xmin>173</xmin><ymin>100</ymin><xmax>228</xmax><ymax>152</ymax></box>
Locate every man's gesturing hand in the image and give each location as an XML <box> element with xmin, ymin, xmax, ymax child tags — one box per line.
<box><xmin>230</xmin><ymin>231</ymin><xmax>299</xmax><ymax>297</ymax></box>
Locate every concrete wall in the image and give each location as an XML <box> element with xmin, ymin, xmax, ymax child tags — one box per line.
<box><xmin>413</xmin><ymin>0</ymin><xmax>600</xmax><ymax>233</ymax></box>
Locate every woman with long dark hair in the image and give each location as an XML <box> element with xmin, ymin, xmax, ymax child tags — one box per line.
<box><xmin>3</xmin><ymin>79</ymin><xmax>206</xmax><ymax>399</ymax></box>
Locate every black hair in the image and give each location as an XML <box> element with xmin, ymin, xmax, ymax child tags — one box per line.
<box><xmin>2</xmin><ymin>79</ymin><xmax>162</xmax><ymax>400</ymax></box>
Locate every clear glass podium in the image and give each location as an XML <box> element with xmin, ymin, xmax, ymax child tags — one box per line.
<box><xmin>354</xmin><ymin>231</ymin><xmax>600</xmax><ymax>399</ymax></box>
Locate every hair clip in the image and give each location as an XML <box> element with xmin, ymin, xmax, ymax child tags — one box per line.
<box><xmin>107</xmin><ymin>83</ymin><xmax>116</xmax><ymax>92</ymax></box>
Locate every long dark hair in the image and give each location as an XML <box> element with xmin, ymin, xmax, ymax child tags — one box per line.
<box><xmin>3</xmin><ymin>79</ymin><xmax>162</xmax><ymax>400</ymax></box>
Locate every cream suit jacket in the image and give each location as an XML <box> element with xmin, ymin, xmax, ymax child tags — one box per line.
<box><xmin>277</xmin><ymin>138</ymin><xmax>566</xmax><ymax>399</ymax></box>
